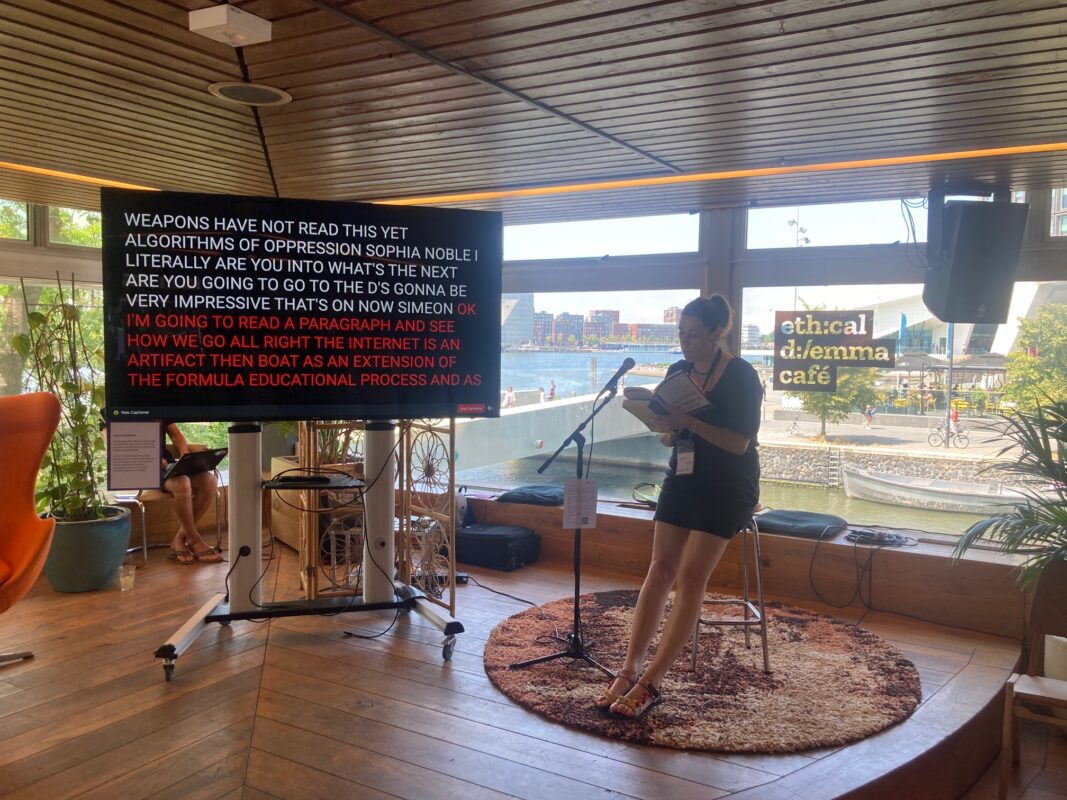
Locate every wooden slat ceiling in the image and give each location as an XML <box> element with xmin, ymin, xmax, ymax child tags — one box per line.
<box><xmin>1</xmin><ymin>0</ymin><xmax>1066</xmax><ymax>224</ymax></box>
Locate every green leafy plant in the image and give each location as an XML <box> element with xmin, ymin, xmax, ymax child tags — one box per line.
<box><xmin>270</xmin><ymin>420</ymin><xmax>364</xmax><ymax>466</ymax></box>
<box><xmin>953</xmin><ymin>400</ymin><xmax>1067</xmax><ymax>586</ymax></box>
<box><xmin>11</xmin><ymin>277</ymin><xmax>107</xmax><ymax>520</ymax></box>
<box><xmin>1002</xmin><ymin>303</ymin><xmax>1067</xmax><ymax>412</ymax></box>
<box><xmin>787</xmin><ymin>367</ymin><xmax>879</xmax><ymax>438</ymax></box>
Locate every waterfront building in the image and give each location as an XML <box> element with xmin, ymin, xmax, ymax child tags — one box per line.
<box><xmin>632</xmin><ymin>322</ymin><xmax>677</xmax><ymax>343</ymax></box>
<box><xmin>583</xmin><ymin>309</ymin><xmax>618</xmax><ymax>341</ymax></box>
<box><xmin>587</xmin><ymin>309</ymin><xmax>620</xmax><ymax>323</ymax></box>
<box><xmin>551</xmin><ymin>312</ymin><xmax>583</xmax><ymax>346</ymax></box>
<box><xmin>1053</xmin><ymin>189</ymin><xmax>1067</xmax><ymax>236</ymax></box>
<box><xmin>531</xmin><ymin>310</ymin><xmax>553</xmax><ymax>346</ymax></box>
<box><xmin>500</xmin><ymin>292</ymin><xmax>534</xmax><ymax>349</ymax></box>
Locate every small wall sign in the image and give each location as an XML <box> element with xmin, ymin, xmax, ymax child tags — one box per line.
<box><xmin>773</xmin><ymin>310</ymin><xmax>896</xmax><ymax>392</ymax></box>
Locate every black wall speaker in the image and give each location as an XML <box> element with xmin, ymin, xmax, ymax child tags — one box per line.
<box><xmin>922</xmin><ymin>201</ymin><xmax>1029</xmax><ymax>323</ymax></box>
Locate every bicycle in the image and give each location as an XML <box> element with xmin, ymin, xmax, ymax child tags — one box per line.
<box><xmin>927</xmin><ymin>421</ymin><xmax>969</xmax><ymax>448</ymax></box>
<box><xmin>787</xmin><ymin>415</ymin><xmax>801</xmax><ymax>436</ymax></box>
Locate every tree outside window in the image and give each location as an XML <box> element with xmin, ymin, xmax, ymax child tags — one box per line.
<box><xmin>48</xmin><ymin>206</ymin><xmax>101</xmax><ymax>247</ymax></box>
<box><xmin>1002</xmin><ymin>304</ymin><xmax>1067</xmax><ymax>411</ymax></box>
<box><xmin>0</xmin><ymin>199</ymin><xmax>28</xmax><ymax>241</ymax></box>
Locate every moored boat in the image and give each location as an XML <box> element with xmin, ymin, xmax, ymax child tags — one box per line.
<box><xmin>841</xmin><ymin>467</ymin><xmax>1037</xmax><ymax>515</ymax></box>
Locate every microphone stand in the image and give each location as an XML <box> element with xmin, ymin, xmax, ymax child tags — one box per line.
<box><xmin>509</xmin><ymin>383</ymin><xmax>619</xmax><ymax>678</ymax></box>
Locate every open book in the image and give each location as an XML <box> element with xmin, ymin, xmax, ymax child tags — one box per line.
<box><xmin>621</xmin><ymin>370</ymin><xmax>715</xmax><ymax>433</ymax></box>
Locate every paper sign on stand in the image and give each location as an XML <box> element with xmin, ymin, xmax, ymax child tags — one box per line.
<box><xmin>563</xmin><ymin>479</ymin><xmax>598</xmax><ymax>529</ymax></box>
<box><xmin>106</xmin><ymin>420</ymin><xmax>162</xmax><ymax>490</ymax></box>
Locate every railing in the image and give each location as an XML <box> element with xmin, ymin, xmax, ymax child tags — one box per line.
<box><xmin>880</xmin><ymin>389</ymin><xmax>1009</xmax><ymax>417</ymax></box>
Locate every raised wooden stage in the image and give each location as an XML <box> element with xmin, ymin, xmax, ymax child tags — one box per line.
<box><xmin>0</xmin><ymin>506</ymin><xmax>1039</xmax><ymax>799</ymax></box>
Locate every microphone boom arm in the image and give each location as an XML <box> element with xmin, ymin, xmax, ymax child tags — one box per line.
<box><xmin>537</xmin><ymin>386</ymin><xmax>615</xmax><ymax>475</ymax></box>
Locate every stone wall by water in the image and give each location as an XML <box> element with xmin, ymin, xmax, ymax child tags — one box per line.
<box><xmin>590</xmin><ymin>434</ymin><xmax>1000</xmax><ymax>488</ymax></box>
<box><xmin>760</xmin><ymin>442</ymin><xmax>997</xmax><ymax>487</ymax></box>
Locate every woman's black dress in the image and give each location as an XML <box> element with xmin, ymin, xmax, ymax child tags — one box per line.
<box><xmin>653</xmin><ymin>357</ymin><xmax>763</xmax><ymax>539</ymax></box>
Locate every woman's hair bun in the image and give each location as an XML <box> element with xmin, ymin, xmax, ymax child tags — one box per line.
<box><xmin>682</xmin><ymin>294</ymin><xmax>733</xmax><ymax>334</ymax></box>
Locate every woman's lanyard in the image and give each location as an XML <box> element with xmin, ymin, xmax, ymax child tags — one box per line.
<box><xmin>688</xmin><ymin>348</ymin><xmax>723</xmax><ymax>394</ymax></box>
<box><xmin>674</xmin><ymin>350</ymin><xmax>722</xmax><ymax>474</ymax></box>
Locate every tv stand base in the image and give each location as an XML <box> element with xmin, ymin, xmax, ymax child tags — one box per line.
<box><xmin>154</xmin><ymin>582</ymin><xmax>463</xmax><ymax>681</ymax></box>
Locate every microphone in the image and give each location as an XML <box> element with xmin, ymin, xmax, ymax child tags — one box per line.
<box><xmin>600</xmin><ymin>357</ymin><xmax>636</xmax><ymax>395</ymax></box>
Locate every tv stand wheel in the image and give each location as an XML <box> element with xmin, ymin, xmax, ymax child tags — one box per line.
<box><xmin>443</xmin><ymin>635</ymin><xmax>456</xmax><ymax>661</ymax></box>
<box><xmin>399</xmin><ymin>607</ymin><xmax>411</xmax><ymax>616</ymax></box>
<box><xmin>219</xmin><ymin>620</ymin><xmax>231</xmax><ymax>627</ymax></box>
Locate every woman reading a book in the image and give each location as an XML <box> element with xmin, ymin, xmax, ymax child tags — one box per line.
<box><xmin>163</xmin><ymin>423</ymin><xmax>222</xmax><ymax>564</ymax></box>
<box><xmin>597</xmin><ymin>294</ymin><xmax>762</xmax><ymax>720</ymax></box>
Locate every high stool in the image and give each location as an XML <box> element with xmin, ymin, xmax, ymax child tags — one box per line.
<box><xmin>690</xmin><ymin>510</ymin><xmax>770</xmax><ymax>673</ymax></box>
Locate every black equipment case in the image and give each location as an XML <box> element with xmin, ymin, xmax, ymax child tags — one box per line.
<box><xmin>456</xmin><ymin>523</ymin><xmax>540</xmax><ymax>571</ymax></box>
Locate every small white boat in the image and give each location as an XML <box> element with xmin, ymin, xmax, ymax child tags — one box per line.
<box><xmin>841</xmin><ymin>467</ymin><xmax>1035</xmax><ymax>515</ymax></box>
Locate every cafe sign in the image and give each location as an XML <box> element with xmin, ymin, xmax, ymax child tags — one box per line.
<box><xmin>773</xmin><ymin>310</ymin><xmax>896</xmax><ymax>392</ymax></box>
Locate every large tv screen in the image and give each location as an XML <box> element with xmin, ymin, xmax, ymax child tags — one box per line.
<box><xmin>102</xmin><ymin>189</ymin><xmax>502</xmax><ymax>422</ymax></box>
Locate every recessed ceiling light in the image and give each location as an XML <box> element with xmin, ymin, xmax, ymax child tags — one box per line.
<box><xmin>208</xmin><ymin>81</ymin><xmax>292</xmax><ymax>107</ymax></box>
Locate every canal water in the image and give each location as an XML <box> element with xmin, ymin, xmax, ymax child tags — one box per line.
<box><xmin>501</xmin><ymin>349</ymin><xmax>673</xmax><ymax>396</ymax></box>
<box><xmin>456</xmin><ymin>455</ymin><xmax>986</xmax><ymax>535</ymax></box>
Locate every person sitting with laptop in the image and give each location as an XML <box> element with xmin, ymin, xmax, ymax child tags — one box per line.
<box><xmin>163</xmin><ymin>423</ymin><xmax>222</xmax><ymax>564</ymax></box>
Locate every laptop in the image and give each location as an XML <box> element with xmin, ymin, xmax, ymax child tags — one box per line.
<box><xmin>162</xmin><ymin>448</ymin><xmax>228</xmax><ymax>481</ymax></box>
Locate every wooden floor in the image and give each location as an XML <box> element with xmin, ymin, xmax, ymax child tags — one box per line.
<box><xmin>964</xmin><ymin>722</ymin><xmax>1067</xmax><ymax>800</ymax></box>
<box><xmin>0</xmin><ymin>542</ymin><xmax>1060</xmax><ymax>799</ymax></box>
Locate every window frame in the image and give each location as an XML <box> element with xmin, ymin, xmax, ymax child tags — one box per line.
<box><xmin>0</xmin><ymin>197</ymin><xmax>34</xmax><ymax>250</ymax></box>
<box><xmin>43</xmin><ymin>203</ymin><xmax>103</xmax><ymax>253</ymax></box>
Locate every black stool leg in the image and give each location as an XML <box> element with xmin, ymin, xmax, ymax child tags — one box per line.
<box><xmin>752</xmin><ymin>519</ymin><xmax>770</xmax><ymax>674</ymax></box>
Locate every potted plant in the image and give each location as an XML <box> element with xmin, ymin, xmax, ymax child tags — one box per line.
<box><xmin>953</xmin><ymin>400</ymin><xmax>1066</xmax><ymax>585</ymax></box>
<box><xmin>953</xmin><ymin>401</ymin><xmax>1067</xmax><ymax>678</ymax></box>
<box><xmin>11</xmin><ymin>277</ymin><xmax>131</xmax><ymax>592</ymax></box>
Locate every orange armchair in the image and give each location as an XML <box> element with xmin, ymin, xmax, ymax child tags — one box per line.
<box><xmin>0</xmin><ymin>392</ymin><xmax>61</xmax><ymax>665</ymax></box>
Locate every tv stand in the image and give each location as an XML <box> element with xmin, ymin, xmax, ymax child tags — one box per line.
<box><xmin>155</xmin><ymin>421</ymin><xmax>463</xmax><ymax>681</ymax></box>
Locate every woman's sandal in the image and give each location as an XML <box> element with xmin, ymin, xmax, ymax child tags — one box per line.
<box><xmin>190</xmin><ymin>546</ymin><xmax>223</xmax><ymax>563</ymax></box>
<box><xmin>595</xmin><ymin>669</ymin><xmax>639</xmax><ymax>710</ymax></box>
<box><xmin>609</xmin><ymin>677</ymin><xmax>662</xmax><ymax>720</ymax></box>
<box><xmin>167</xmin><ymin>550</ymin><xmax>196</xmax><ymax>565</ymax></box>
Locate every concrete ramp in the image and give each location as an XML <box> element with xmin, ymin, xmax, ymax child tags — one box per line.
<box><xmin>454</xmin><ymin>393</ymin><xmax>651</xmax><ymax>471</ymax></box>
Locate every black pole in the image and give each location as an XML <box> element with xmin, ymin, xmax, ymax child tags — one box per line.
<box><xmin>508</xmin><ymin>389</ymin><xmax>617</xmax><ymax>677</ymax></box>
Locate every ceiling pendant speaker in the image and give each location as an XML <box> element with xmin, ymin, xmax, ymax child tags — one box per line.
<box><xmin>922</xmin><ymin>201</ymin><xmax>1030</xmax><ymax>324</ymax></box>
<box><xmin>208</xmin><ymin>81</ymin><xmax>292</xmax><ymax>107</ymax></box>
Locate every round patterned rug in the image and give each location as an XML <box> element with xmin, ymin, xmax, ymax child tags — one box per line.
<box><xmin>484</xmin><ymin>589</ymin><xmax>922</xmax><ymax>753</ymax></box>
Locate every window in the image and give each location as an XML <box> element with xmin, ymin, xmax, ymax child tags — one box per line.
<box><xmin>458</xmin><ymin>288</ymin><xmax>697</xmax><ymax>499</ymax></box>
<box><xmin>0</xmin><ymin>279</ymin><xmax>104</xmax><ymax>398</ymax></box>
<box><xmin>504</xmin><ymin>214</ymin><xmax>699</xmax><ymax>260</ymax></box>
<box><xmin>48</xmin><ymin>205</ymin><xmax>102</xmax><ymax>248</ymax></box>
<box><xmin>1051</xmin><ymin>189</ymin><xmax>1067</xmax><ymax>237</ymax></box>
<box><xmin>746</xmin><ymin>198</ymin><xmax>927</xmax><ymax>249</ymax></box>
<box><xmin>740</xmin><ymin>280</ymin><xmax>1067</xmax><ymax>535</ymax></box>
<box><xmin>0</xmin><ymin>199</ymin><xmax>28</xmax><ymax>241</ymax></box>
